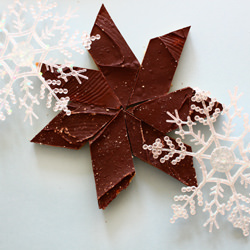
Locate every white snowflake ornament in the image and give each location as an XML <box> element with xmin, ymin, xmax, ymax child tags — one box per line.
<box><xmin>143</xmin><ymin>87</ymin><xmax>250</xmax><ymax>236</ymax></box>
<box><xmin>0</xmin><ymin>0</ymin><xmax>100</xmax><ymax>124</ymax></box>
<box><xmin>39</xmin><ymin>63</ymin><xmax>89</xmax><ymax>117</ymax></box>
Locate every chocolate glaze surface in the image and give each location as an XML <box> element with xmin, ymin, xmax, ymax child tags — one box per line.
<box><xmin>89</xmin><ymin>5</ymin><xmax>140</xmax><ymax>107</ymax></box>
<box><xmin>128</xmin><ymin>27</ymin><xmax>190</xmax><ymax>106</ymax></box>
<box><xmin>32</xmin><ymin>5</ymin><xmax>220</xmax><ymax>209</ymax></box>
<box><xmin>40</xmin><ymin>64</ymin><xmax>121</xmax><ymax>109</ymax></box>
<box><xmin>129</xmin><ymin>87</ymin><xmax>195</xmax><ymax>133</ymax></box>
<box><xmin>90</xmin><ymin>110</ymin><xmax>135</xmax><ymax>209</ymax></box>
<box><xmin>125</xmin><ymin>112</ymin><xmax>197</xmax><ymax>187</ymax></box>
<box><xmin>31</xmin><ymin>102</ymin><xmax>116</xmax><ymax>149</ymax></box>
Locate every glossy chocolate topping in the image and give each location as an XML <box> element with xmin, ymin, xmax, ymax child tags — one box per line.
<box><xmin>40</xmin><ymin>63</ymin><xmax>121</xmax><ymax>109</ymax></box>
<box><xmin>125</xmin><ymin>112</ymin><xmax>197</xmax><ymax>186</ymax></box>
<box><xmin>31</xmin><ymin>102</ymin><xmax>116</xmax><ymax>149</ymax></box>
<box><xmin>32</xmin><ymin>5</ymin><xmax>215</xmax><ymax>209</ymax></box>
<box><xmin>90</xmin><ymin>110</ymin><xmax>135</xmax><ymax>209</ymax></box>
<box><xmin>89</xmin><ymin>4</ymin><xmax>140</xmax><ymax>107</ymax></box>
<box><xmin>128</xmin><ymin>27</ymin><xmax>190</xmax><ymax>106</ymax></box>
<box><xmin>129</xmin><ymin>87</ymin><xmax>195</xmax><ymax>133</ymax></box>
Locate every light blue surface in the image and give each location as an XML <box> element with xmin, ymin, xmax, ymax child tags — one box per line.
<box><xmin>0</xmin><ymin>0</ymin><xmax>250</xmax><ymax>249</ymax></box>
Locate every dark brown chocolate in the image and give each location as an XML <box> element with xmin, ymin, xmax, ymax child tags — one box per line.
<box><xmin>128</xmin><ymin>27</ymin><xmax>190</xmax><ymax>106</ymax></box>
<box><xmin>129</xmin><ymin>87</ymin><xmax>195</xmax><ymax>133</ymax></box>
<box><xmin>40</xmin><ymin>64</ymin><xmax>121</xmax><ymax>109</ymax></box>
<box><xmin>31</xmin><ymin>102</ymin><xmax>116</xmax><ymax>149</ymax></box>
<box><xmin>32</xmin><ymin>5</ymin><xmax>206</xmax><ymax>209</ymax></box>
<box><xmin>31</xmin><ymin>129</ymin><xmax>85</xmax><ymax>149</ymax></box>
<box><xmin>125</xmin><ymin>112</ymin><xmax>197</xmax><ymax>186</ymax></box>
<box><xmin>89</xmin><ymin>4</ymin><xmax>140</xmax><ymax>107</ymax></box>
<box><xmin>90</xmin><ymin>110</ymin><xmax>135</xmax><ymax>209</ymax></box>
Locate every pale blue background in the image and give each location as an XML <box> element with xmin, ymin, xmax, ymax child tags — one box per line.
<box><xmin>0</xmin><ymin>0</ymin><xmax>250</xmax><ymax>249</ymax></box>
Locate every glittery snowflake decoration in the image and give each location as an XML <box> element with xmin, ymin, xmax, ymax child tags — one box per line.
<box><xmin>0</xmin><ymin>0</ymin><xmax>100</xmax><ymax>124</ymax></box>
<box><xmin>39</xmin><ymin>63</ymin><xmax>89</xmax><ymax>117</ymax></box>
<box><xmin>143</xmin><ymin>87</ymin><xmax>250</xmax><ymax>236</ymax></box>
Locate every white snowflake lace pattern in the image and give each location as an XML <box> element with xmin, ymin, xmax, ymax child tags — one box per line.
<box><xmin>0</xmin><ymin>0</ymin><xmax>100</xmax><ymax>124</ymax></box>
<box><xmin>143</xmin><ymin>87</ymin><xmax>250</xmax><ymax>236</ymax></box>
<box><xmin>39</xmin><ymin>63</ymin><xmax>89</xmax><ymax>117</ymax></box>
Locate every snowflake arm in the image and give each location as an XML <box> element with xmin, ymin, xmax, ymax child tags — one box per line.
<box><xmin>19</xmin><ymin>77</ymin><xmax>40</xmax><ymax>124</ymax></box>
<box><xmin>144</xmin><ymin>88</ymin><xmax>250</xmax><ymax>236</ymax></box>
<box><xmin>0</xmin><ymin>0</ymin><xmax>100</xmax><ymax>124</ymax></box>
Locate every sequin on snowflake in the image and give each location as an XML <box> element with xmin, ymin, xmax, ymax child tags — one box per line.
<box><xmin>144</xmin><ymin>87</ymin><xmax>250</xmax><ymax>236</ymax></box>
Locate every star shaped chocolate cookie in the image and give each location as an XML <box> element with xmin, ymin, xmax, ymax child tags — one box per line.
<box><xmin>32</xmin><ymin>5</ymin><xmax>208</xmax><ymax>209</ymax></box>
